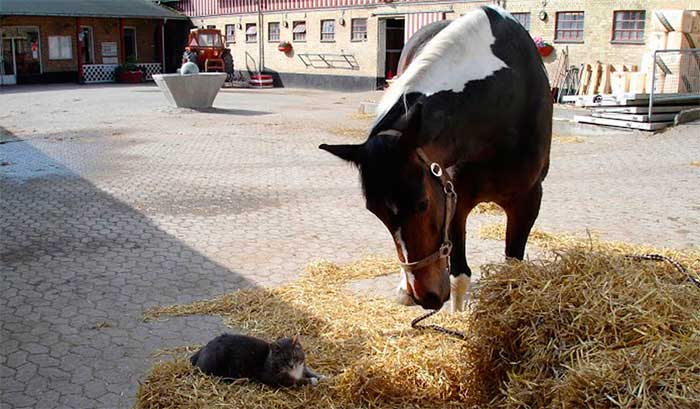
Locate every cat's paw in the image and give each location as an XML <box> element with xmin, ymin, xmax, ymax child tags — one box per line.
<box><xmin>309</xmin><ymin>377</ymin><xmax>319</xmax><ymax>386</ymax></box>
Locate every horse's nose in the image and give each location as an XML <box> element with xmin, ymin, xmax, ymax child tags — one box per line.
<box><xmin>416</xmin><ymin>291</ymin><xmax>445</xmax><ymax>310</ymax></box>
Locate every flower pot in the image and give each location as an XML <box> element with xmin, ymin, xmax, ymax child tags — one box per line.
<box><xmin>538</xmin><ymin>45</ymin><xmax>554</xmax><ymax>57</ymax></box>
<box><xmin>278</xmin><ymin>43</ymin><xmax>292</xmax><ymax>53</ymax></box>
<box><xmin>118</xmin><ymin>71</ymin><xmax>143</xmax><ymax>83</ymax></box>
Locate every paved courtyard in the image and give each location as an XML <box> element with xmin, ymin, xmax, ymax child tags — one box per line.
<box><xmin>1</xmin><ymin>84</ymin><xmax>699</xmax><ymax>408</ymax></box>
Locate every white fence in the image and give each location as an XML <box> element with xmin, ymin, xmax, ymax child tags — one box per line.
<box><xmin>82</xmin><ymin>63</ymin><xmax>163</xmax><ymax>84</ymax></box>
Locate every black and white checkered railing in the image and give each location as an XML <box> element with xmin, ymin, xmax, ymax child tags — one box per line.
<box><xmin>82</xmin><ymin>63</ymin><xmax>163</xmax><ymax>84</ymax></box>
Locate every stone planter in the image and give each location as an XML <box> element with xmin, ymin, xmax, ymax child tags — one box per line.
<box><xmin>153</xmin><ymin>73</ymin><xmax>226</xmax><ymax>109</ymax></box>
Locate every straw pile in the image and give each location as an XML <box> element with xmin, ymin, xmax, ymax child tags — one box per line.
<box><xmin>138</xmin><ymin>234</ymin><xmax>700</xmax><ymax>409</ymax></box>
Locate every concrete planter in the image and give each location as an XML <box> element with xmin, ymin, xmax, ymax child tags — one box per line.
<box><xmin>153</xmin><ymin>73</ymin><xmax>226</xmax><ymax>109</ymax></box>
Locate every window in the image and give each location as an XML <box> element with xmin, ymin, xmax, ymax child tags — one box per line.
<box><xmin>612</xmin><ymin>11</ymin><xmax>646</xmax><ymax>43</ymax></box>
<box><xmin>49</xmin><ymin>36</ymin><xmax>72</xmax><ymax>60</ymax></box>
<box><xmin>246</xmin><ymin>23</ymin><xmax>257</xmax><ymax>43</ymax></box>
<box><xmin>555</xmin><ymin>12</ymin><xmax>584</xmax><ymax>42</ymax></box>
<box><xmin>268</xmin><ymin>22</ymin><xmax>280</xmax><ymax>42</ymax></box>
<box><xmin>293</xmin><ymin>21</ymin><xmax>306</xmax><ymax>42</ymax></box>
<box><xmin>321</xmin><ymin>19</ymin><xmax>335</xmax><ymax>42</ymax></box>
<box><xmin>198</xmin><ymin>33</ymin><xmax>222</xmax><ymax>47</ymax></box>
<box><xmin>225</xmin><ymin>24</ymin><xmax>235</xmax><ymax>43</ymax></box>
<box><xmin>80</xmin><ymin>26</ymin><xmax>94</xmax><ymax>64</ymax></box>
<box><xmin>123</xmin><ymin>27</ymin><xmax>137</xmax><ymax>61</ymax></box>
<box><xmin>512</xmin><ymin>12</ymin><xmax>531</xmax><ymax>31</ymax></box>
<box><xmin>351</xmin><ymin>18</ymin><xmax>367</xmax><ymax>41</ymax></box>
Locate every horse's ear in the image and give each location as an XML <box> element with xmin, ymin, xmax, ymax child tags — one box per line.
<box><xmin>395</xmin><ymin>100</ymin><xmax>424</xmax><ymax>148</ymax></box>
<box><xmin>397</xmin><ymin>99</ymin><xmax>445</xmax><ymax>149</ymax></box>
<box><xmin>319</xmin><ymin>143</ymin><xmax>363</xmax><ymax>164</ymax></box>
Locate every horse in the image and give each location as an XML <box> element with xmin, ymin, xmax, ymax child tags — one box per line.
<box><xmin>320</xmin><ymin>5</ymin><xmax>552</xmax><ymax>312</ymax></box>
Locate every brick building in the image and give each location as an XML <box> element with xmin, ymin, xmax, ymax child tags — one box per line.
<box><xmin>169</xmin><ymin>0</ymin><xmax>700</xmax><ymax>91</ymax></box>
<box><xmin>0</xmin><ymin>0</ymin><xmax>189</xmax><ymax>85</ymax></box>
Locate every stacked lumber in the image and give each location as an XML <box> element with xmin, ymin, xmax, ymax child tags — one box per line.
<box><xmin>642</xmin><ymin>9</ymin><xmax>700</xmax><ymax>94</ymax></box>
<box><xmin>567</xmin><ymin>9</ymin><xmax>700</xmax><ymax>131</ymax></box>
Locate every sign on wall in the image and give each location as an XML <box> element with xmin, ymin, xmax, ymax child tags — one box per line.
<box><xmin>102</xmin><ymin>42</ymin><xmax>118</xmax><ymax>57</ymax></box>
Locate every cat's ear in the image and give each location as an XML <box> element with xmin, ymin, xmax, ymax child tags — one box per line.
<box><xmin>291</xmin><ymin>335</ymin><xmax>300</xmax><ymax>345</ymax></box>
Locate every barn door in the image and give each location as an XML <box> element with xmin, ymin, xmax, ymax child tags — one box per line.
<box><xmin>384</xmin><ymin>18</ymin><xmax>404</xmax><ymax>80</ymax></box>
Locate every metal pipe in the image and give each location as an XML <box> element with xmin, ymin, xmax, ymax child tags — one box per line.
<box><xmin>258</xmin><ymin>0</ymin><xmax>264</xmax><ymax>74</ymax></box>
<box><xmin>648</xmin><ymin>50</ymin><xmax>656</xmax><ymax>123</ymax></box>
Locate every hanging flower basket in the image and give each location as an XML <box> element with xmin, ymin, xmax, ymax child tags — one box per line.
<box><xmin>532</xmin><ymin>36</ymin><xmax>554</xmax><ymax>58</ymax></box>
<box><xmin>278</xmin><ymin>41</ymin><xmax>292</xmax><ymax>52</ymax></box>
<box><xmin>538</xmin><ymin>45</ymin><xmax>554</xmax><ymax>57</ymax></box>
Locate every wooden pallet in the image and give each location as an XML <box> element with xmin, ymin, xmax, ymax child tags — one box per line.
<box><xmin>574</xmin><ymin>115</ymin><xmax>672</xmax><ymax>131</ymax></box>
<box><xmin>590</xmin><ymin>112</ymin><xmax>678</xmax><ymax>122</ymax></box>
<box><xmin>591</xmin><ymin>105</ymin><xmax>697</xmax><ymax>114</ymax></box>
<box><xmin>561</xmin><ymin>93</ymin><xmax>700</xmax><ymax>107</ymax></box>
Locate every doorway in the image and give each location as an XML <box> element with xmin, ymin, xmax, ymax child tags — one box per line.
<box><xmin>80</xmin><ymin>26</ymin><xmax>95</xmax><ymax>64</ymax></box>
<box><xmin>384</xmin><ymin>18</ymin><xmax>405</xmax><ymax>80</ymax></box>
<box><xmin>1</xmin><ymin>27</ymin><xmax>42</xmax><ymax>85</ymax></box>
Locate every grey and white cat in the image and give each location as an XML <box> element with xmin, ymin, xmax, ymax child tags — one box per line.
<box><xmin>190</xmin><ymin>333</ymin><xmax>324</xmax><ymax>387</ymax></box>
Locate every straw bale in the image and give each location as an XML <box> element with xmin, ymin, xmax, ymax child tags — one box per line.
<box><xmin>472</xmin><ymin>202</ymin><xmax>504</xmax><ymax>215</ymax></box>
<box><xmin>138</xmin><ymin>235</ymin><xmax>700</xmax><ymax>409</ymax></box>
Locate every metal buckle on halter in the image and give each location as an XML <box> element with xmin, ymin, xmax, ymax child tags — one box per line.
<box><xmin>430</xmin><ymin>163</ymin><xmax>443</xmax><ymax>177</ymax></box>
<box><xmin>443</xmin><ymin>180</ymin><xmax>455</xmax><ymax>195</ymax></box>
<box><xmin>439</xmin><ymin>241</ymin><xmax>453</xmax><ymax>257</ymax></box>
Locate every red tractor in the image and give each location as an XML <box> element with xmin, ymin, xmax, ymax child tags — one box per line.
<box><xmin>183</xmin><ymin>28</ymin><xmax>225</xmax><ymax>72</ymax></box>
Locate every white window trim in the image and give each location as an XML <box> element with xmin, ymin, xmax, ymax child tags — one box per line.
<box><xmin>321</xmin><ymin>19</ymin><xmax>335</xmax><ymax>42</ymax></box>
<box><xmin>49</xmin><ymin>35</ymin><xmax>72</xmax><ymax>61</ymax></box>
<box><xmin>268</xmin><ymin>22</ymin><xmax>280</xmax><ymax>43</ymax></box>
<box><xmin>124</xmin><ymin>26</ymin><xmax>138</xmax><ymax>61</ymax></box>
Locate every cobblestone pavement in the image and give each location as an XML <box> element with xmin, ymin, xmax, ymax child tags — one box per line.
<box><xmin>1</xmin><ymin>84</ymin><xmax>699</xmax><ymax>408</ymax></box>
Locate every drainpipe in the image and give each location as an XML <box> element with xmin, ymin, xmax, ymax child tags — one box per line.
<box><xmin>258</xmin><ymin>0</ymin><xmax>264</xmax><ymax>74</ymax></box>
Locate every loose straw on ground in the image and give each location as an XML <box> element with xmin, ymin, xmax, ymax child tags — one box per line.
<box><xmin>138</xmin><ymin>233</ymin><xmax>700</xmax><ymax>409</ymax></box>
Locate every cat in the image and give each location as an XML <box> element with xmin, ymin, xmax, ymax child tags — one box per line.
<box><xmin>190</xmin><ymin>333</ymin><xmax>324</xmax><ymax>387</ymax></box>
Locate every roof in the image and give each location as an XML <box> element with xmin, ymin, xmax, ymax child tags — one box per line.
<box><xmin>0</xmin><ymin>0</ymin><xmax>188</xmax><ymax>20</ymax></box>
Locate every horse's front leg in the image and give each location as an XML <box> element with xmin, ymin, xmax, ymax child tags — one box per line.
<box><xmin>449</xmin><ymin>201</ymin><xmax>474</xmax><ymax>313</ymax></box>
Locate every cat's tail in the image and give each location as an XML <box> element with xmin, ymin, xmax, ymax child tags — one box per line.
<box><xmin>189</xmin><ymin>349</ymin><xmax>200</xmax><ymax>366</ymax></box>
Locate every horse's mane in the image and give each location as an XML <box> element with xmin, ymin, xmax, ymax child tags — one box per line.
<box><xmin>373</xmin><ymin>6</ymin><xmax>509</xmax><ymax>130</ymax></box>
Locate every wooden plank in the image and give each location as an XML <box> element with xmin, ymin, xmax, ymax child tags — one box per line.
<box><xmin>591</xmin><ymin>112</ymin><xmax>678</xmax><ymax>122</ymax></box>
<box><xmin>563</xmin><ymin>93</ymin><xmax>700</xmax><ymax>107</ymax></box>
<box><xmin>591</xmin><ymin>105</ymin><xmax>696</xmax><ymax>114</ymax></box>
<box><xmin>587</xmin><ymin>63</ymin><xmax>602</xmax><ymax>95</ymax></box>
<box><xmin>574</xmin><ymin>115</ymin><xmax>671</xmax><ymax>131</ymax></box>
<box><xmin>600</xmin><ymin>64</ymin><xmax>612</xmax><ymax>95</ymax></box>
<box><xmin>578</xmin><ymin>64</ymin><xmax>592</xmax><ymax>96</ymax></box>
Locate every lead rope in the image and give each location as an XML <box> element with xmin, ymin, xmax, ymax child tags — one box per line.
<box><xmin>410</xmin><ymin>253</ymin><xmax>695</xmax><ymax>340</ymax></box>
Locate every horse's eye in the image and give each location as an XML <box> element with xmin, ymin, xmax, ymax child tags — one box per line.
<box><xmin>417</xmin><ymin>199</ymin><xmax>429</xmax><ymax>213</ymax></box>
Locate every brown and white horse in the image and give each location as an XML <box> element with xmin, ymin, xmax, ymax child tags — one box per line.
<box><xmin>320</xmin><ymin>6</ymin><xmax>552</xmax><ymax>311</ymax></box>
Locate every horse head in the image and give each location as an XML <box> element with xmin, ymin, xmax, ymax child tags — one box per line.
<box><xmin>320</xmin><ymin>100</ymin><xmax>455</xmax><ymax>310</ymax></box>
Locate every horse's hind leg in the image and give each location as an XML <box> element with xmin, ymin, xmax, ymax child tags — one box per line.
<box><xmin>503</xmin><ymin>183</ymin><xmax>543</xmax><ymax>260</ymax></box>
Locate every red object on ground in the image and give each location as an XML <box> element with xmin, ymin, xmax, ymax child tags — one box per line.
<box><xmin>118</xmin><ymin>71</ymin><xmax>143</xmax><ymax>83</ymax></box>
<box><xmin>249</xmin><ymin>74</ymin><xmax>273</xmax><ymax>88</ymax></box>
<box><xmin>387</xmin><ymin>70</ymin><xmax>394</xmax><ymax>80</ymax></box>
<box><xmin>538</xmin><ymin>45</ymin><xmax>554</xmax><ymax>57</ymax></box>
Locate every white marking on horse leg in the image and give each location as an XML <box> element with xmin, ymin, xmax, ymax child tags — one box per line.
<box><xmin>396</xmin><ymin>267</ymin><xmax>409</xmax><ymax>295</ymax></box>
<box><xmin>450</xmin><ymin>274</ymin><xmax>471</xmax><ymax>313</ymax></box>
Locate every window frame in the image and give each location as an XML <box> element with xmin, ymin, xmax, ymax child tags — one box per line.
<box><xmin>611</xmin><ymin>10</ymin><xmax>646</xmax><ymax>44</ymax></box>
<box><xmin>245</xmin><ymin>23</ymin><xmax>257</xmax><ymax>43</ymax></box>
<box><xmin>292</xmin><ymin>20</ymin><xmax>306</xmax><ymax>42</ymax></box>
<box><xmin>225</xmin><ymin>24</ymin><xmax>235</xmax><ymax>43</ymax></box>
<box><xmin>511</xmin><ymin>12</ymin><xmax>531</xmax><ymax>31</ymax></box>
<box><xmin>48</xmin><ymin>35</ymin><xmax>73</xmax><ymax>60</ymax></box>
<box><xmin>554</xmin><ymin>11</ymin><xmax>585</xmax><ymax>43</ymax></box>
<box><xmin>123</xmin><ymin>26</ymin><xmax>138</xmax><ymax>61</ymax></box>
<box><xmin>320</xmin><ymin>19</ymin><xmax>335</xmax><ymax>42</ymax></box>
<box><xmin>267</xmin><ymin>22</ymin><xmax>280</xmax><ymax>43</ymax></box>
<box><xmin>351</xmin><ymin>18</ymin><xmax>368</xmax><ymax>42</ymax></box>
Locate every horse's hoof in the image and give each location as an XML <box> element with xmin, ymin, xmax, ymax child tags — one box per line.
<box><xmin>396</xmin><ymin>290</ymin><xmax>416</xmax><ymax>306</ymax></box>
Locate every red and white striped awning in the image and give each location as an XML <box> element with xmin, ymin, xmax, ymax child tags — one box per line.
<box><xmin>404</xmin><ymin>12</ymin><xmax>446</xmax><ymax>44</ymax></box>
